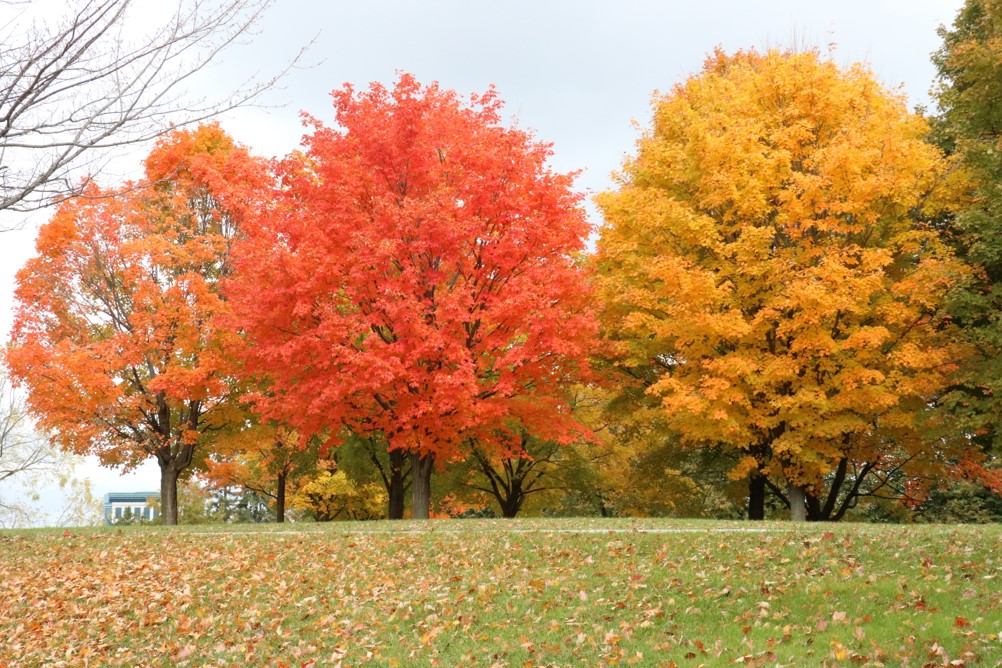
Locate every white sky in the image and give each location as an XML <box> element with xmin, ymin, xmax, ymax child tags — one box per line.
<box><xmin>0</xmin><ymin>0</ymin><xmax>966</xmax><ymax>523</ymax></box>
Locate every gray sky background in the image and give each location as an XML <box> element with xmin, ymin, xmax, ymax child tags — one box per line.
<box><xmin>0</xmin><ymin>0</ymin><xmax>966</xmax><ymax>523</ymax></box>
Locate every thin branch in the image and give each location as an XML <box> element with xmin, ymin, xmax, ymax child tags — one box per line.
<box><xmin>0</xmin><ymin>0</ymin><xmax>313</xmax><ymax>220</ymax></box>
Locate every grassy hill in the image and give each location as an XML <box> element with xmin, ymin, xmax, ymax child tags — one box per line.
<box><xmin>1</xmin><ymin>519</ymin><xmax>1000</xmax><ymax>666</ymax></box>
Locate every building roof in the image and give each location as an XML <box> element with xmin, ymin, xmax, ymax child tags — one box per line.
<box><xmin>103</xmin><ymin>492</ymin><xmax>160</xmax><ymax>503</ymax></box>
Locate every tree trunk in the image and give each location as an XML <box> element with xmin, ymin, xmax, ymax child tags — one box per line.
<box><xmin>159</xmin><ymin>462</ymin><xmax>180</xmax><ymax>526</ymax></box>
<box><xmin>410</xmin><ymin>452</ymin><xmax>434</xmax><ymax>519</ymax></box>
<box><xmin>155</xmin><ymin>440</ymin><xmax>194</xmax><ymax>526</ymax></box>
<box><xmin>748</xmin><ymin>473</ymin><xmax>766</xmax><ymax>521</ymax></box>
<box><xmin>806</xmin><ymin>493</ymin><xmax>822</xmax><ymax>521</ymax></box>
<box><xmin>788</xmin><ymin>482</ymin><xmax>807</xmax><ymax>522</ymax></box>
<box><xmin>388</xmin><ymin>448</ymin><xmax>407</xmax><ymax>520</ymax></box>
<box><xmin>276</xmin><ymin>470</ymin><xmax>286</xmax><ymax>523</ymax></box>
<box><xmin>500</xmin><ymin>492</ymin><xmax>523</xmax><ymax>518</ymax></box>
<box><xmin>498</xmin><ymin>478</ymin><xmax>524</xmax><ymax>518</ymax></box>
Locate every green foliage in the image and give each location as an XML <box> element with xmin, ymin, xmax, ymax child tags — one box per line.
<box><xmin>914</xmin><ymin>479</ymin><xmax>1002</xmax><ymax>523</ymax></box>
<box><xmin>459</xmin><ymin>431</ymin><xmax>598</xmax><ymax>518</ymax></box>
<box><xmin>564</xmin><ymin>371</ymin><xmax>748</xmax><ymax>519</ymax></box>
<box><xmin>333</xmin><ymin>435</ymin><xmax>394</xmax><ymax>489</ymax></box>
<box><xmin>621</xmin><ymin>443</ymin><xmax>748</xmax><ymax>520</ymax></box>
<box><xmin>205</xmin><ymin>487</ymin><xmax>273</xmax><ymax>524</ymax></box>
<box><xmin>170</xmin><ymin>480</ymin><xmax>274</xmax><ymax>524</ymax></box>
<box><xmin>935</xmin><ymin>0</ymin><xmax>1002</xmax><ymax>453</ymax></box>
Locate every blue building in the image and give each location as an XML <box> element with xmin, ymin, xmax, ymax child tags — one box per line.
<box><xmin>103</xmin><ymin>492</ymin><xmax>160</xmax><ymax>524</ymax></box>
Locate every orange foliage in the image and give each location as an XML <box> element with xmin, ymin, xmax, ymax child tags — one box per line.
<box><xmin>6</xmin><ymin>124</ymin><xmax>268</xmax><ymax>523</ymax></box>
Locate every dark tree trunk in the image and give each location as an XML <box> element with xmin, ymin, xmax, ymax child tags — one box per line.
<box><xmin>474</xmin><ymin>450</ymin><xmax>528</xmax><ymax>518</ymax></box>
<box><xmin>499</xmin><ymin>488</ymin><xmax>523</xmax><ymax>518</ymax></box>
<box><xmin>411</xmin><ymin>452</ymin><xmax>434</xmax><ymax>519</ymax></box>
<box><xmin>805</xmin><ymin>458</ymin><xmax>875</xmax><ymax>522</ymax></box>
<box><xmin>388</xmin><ymin>448</ymin><xmax>407</xmax><ymax>520</ymax></box>
<box><xmin>155</xmin><ymin>439</ymin><xmax>194</xmax><ymax>526</ymax></box>
<box><xmin>159</xmin><ymin>462</ymin><xmax>180</xmax><ymax>525</ymax></box>
<box><xmin>276</xmin><ymin>470</ymin><xmax>287</xmax><ymax>523</ymax></box>
<box><xmin>748</xmin><ymin>473</ymin><xmax>766</xmax><ymax>520</ymax></box>
<box><xmin>788</xmin><ymin>482</ymin><xmax>807</xmax><ymax>522</ymax></box>
<box><xmin>806</xmin><ymin>493</ymin><xmax>824</xmax><ymax>521</ymax></box>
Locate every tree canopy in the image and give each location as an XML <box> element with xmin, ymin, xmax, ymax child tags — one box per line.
<box><xmin>596</xmin><ymin>49</ymin><xmax>974</xmax><ymax>520</ymax></box>
<box><xmin>6</xmin><ymin>124</ymin><xmax>267</xmax><ymax>524</ymax></box>
<box><xmin>228</xmin><ymin>74</ymin><xmax>598</xmax><ymax>518</ymax></box>
<box><xmin>935</xmin><ymin>0</ymin><xmax>1002</xmax><ymax>448</ymax></box>
<box><xmin>9</xmin><ymin>15</ymin><xmax>1002</xmax><ymax>525</ymax></box>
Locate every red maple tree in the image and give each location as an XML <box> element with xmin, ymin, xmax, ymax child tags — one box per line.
<box><xmin>228</xmin><ymin>74</ymin><xmax>597</xmax><ymax>518</ymax></box>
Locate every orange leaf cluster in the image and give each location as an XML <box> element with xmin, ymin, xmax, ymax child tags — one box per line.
<box><xmin>6</xmin><ymin>124</ymin><xmax>268</xmax><ymax>512</ymax></box>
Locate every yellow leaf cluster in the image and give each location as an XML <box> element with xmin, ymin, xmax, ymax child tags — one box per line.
<box><xmin>289</xmin><ymin>470</ymin><xmax>387</xmax><ymax>521</ymax></box>
<box><xmin>596</xmin><ymin>48</ymin><xmax>973</xmax><ymax>490</ymax></box>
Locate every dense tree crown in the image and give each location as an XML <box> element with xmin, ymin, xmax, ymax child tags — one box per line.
<box><xmin>228</xmin><ymin>75</ymin><xmax>597</xmax><ymax>517</ymax></box>
<box><xmin>6</xmin><ymin>124</ymin><xmax>267</xmax><ymax>524</ymax></box>
<box><xmin>596</xmin><ymin>49</ymin><xmax>973</xmax><ymax>520</ymax></box>
<box><xmin>935</xmin><ymin>0</ymin><xmax>1002</xmax><ymax>456</ymax></box>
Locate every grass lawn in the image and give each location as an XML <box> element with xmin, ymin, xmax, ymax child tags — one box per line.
<box><xmin>1</xmin><ymin>518</ymin><xmax>1000</xmax><ymax>666</ymax></box>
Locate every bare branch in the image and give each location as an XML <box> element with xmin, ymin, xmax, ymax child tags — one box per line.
<box><xmin>0</xmin><ymin>0</ymin><xmax>310</xmax><ymax>222</ymax></box>
<box><xmin>0</xmin><ymin>364</ymin><xmax>76</xmax><ymax>527</ymax></box>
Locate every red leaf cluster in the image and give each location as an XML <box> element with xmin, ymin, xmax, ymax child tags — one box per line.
<box><xmin>228</xmin><ymin>74</ymin><xmax>598</xmax><ymax>462</ymax></box>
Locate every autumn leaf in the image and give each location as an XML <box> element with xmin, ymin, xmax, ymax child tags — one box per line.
<box><xmin>1</xmin><ymin>521</ymin><xmax>1000</xmax><ymax>666</ymax></box>
<box><xmin>6</xmin><ymin>124</ymin><xmax>269</xmax><ymax>525</ymax></box>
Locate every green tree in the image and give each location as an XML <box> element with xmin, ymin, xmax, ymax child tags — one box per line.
<box><xmin>334</xmin><ymin>434</ymin><xmax>412</xmax><ymax>521</ymax></box>
<box><xmin>934</xmin><ymin>0</ymin><xmax>1002</xmax><ymax>501</ymax></box>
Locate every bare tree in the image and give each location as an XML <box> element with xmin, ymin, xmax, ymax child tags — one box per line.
<box><xmin>0</xmin><ymin>0</ymin><xmax>304</xmax><ymax>223</ymax></box>
<box><xmin>0</xmin><ymin>366</ymin><xmax>63</xmax><ymax>526</ymax></box>
<box><xmin>0</xmin><ymin>370</ymin><xmax>51</xmax><ymax>478</ymax></box>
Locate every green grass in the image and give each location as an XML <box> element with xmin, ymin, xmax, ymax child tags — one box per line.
<box><xmin>1</xmin><ymin>519</ymin><xmax>1000</xmax><ymax>666</ymax></box>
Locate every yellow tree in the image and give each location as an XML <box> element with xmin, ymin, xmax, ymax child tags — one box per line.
<box><xmin>290</xmin><ymin>468</ymin><xmax>388</xmax><ymax>522</ymax></box>
<box><xmin>596</xmin><ymin>49</ymin><xmax>973</xmax><ymax>521</ymax></box>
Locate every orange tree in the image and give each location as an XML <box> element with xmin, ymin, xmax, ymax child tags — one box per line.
<box><xmin>6</xmin><ymin>124</ymin><xmax>266</xmax><ymax>524</ymax></box>
<box><xmin>595</xmin><ymin>49</ymin><xmax>973</xmax><ymax>521</ymax></box>
<box><xmin>228</xmin><ymin>74</ymin><xmax>597</xmax><ymax>519</ymax></box>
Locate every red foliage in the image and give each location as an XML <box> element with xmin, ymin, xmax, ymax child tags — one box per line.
<box><xmin>228</xmin><ymin>74</ymin><xmax>597</xmax><ymax>463</ymax></box>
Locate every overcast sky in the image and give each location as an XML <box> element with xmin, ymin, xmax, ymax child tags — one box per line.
<box><xmin>0</xmin><ymin>0</ymin><xmax>966</xmax><ymax>523</ymax></box>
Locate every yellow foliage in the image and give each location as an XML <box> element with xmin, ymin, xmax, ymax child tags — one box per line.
<box><xmin>289</xmin><ymin>471</ymin><xmax>387</xmax><ymax>521</ymax></box>
<box><xmin>596</xmin><ymin>48</ymin><xmax>974</xmax><ymax>493</ymax></box>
